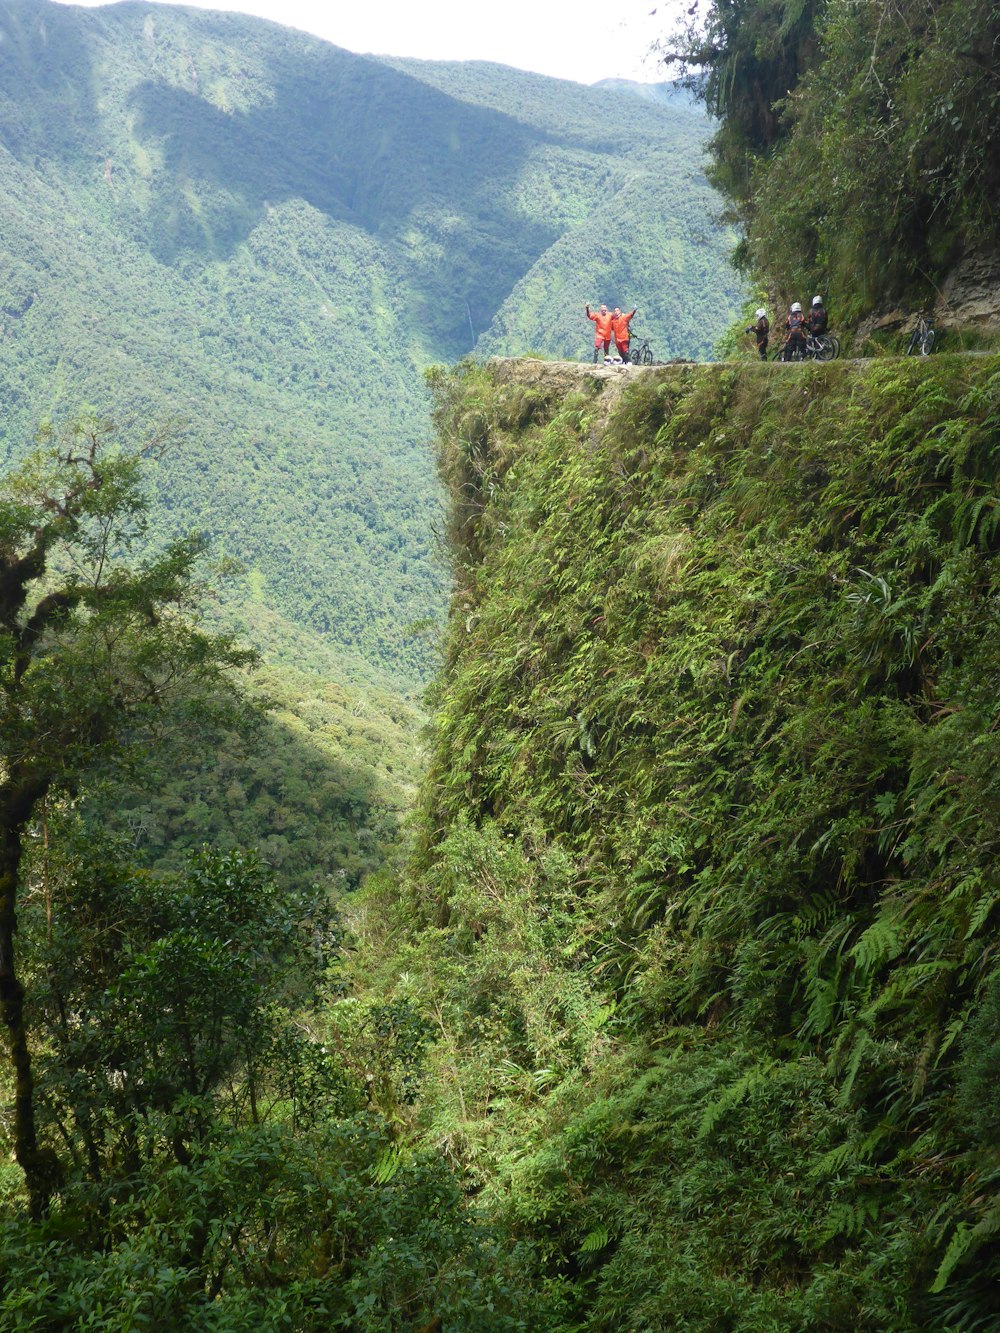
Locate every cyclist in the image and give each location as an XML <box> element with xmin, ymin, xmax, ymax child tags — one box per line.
<box><xmin>807</xmin><ymin>295</ymin><xmax>828</xmax><ymax>336</ymax></box>
<box><xmin>783</xmin><ymin>302</ymin><xmax>807</xmax><ymax>361</ymax></box>
<box><xmin>612</xmin><ymin>306</ymin><xmax>636</xmax><ymax>364</ymax></box>
<box><xmin>586</xmin><ymin>303</ymin><xmax>614</xmax><ymax>362</ymax></box>
<box><xmin>745</xmin><ymin>308</ymin><xmax>769</xmax><ymax>361</ymax></box>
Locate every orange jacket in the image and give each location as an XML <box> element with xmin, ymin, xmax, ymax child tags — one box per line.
<box><xmin>587</xmin><ymin>306</ymin><xmax>614</xmax><ymax>340</ymax></box>
<box><xmin>612</xmin><ymin>309</ymin><xmax>636</xmax><ymax>342</ymax></box>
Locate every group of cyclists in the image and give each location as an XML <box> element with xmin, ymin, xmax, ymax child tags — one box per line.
<box><xmin>746</xmin><ymin>296</ymin><xmax>829</xmax><ymax>361</ymax></box>
<box><xmin>584</xmin><ymin>296</ymin><xmax>832</xmax><ymax>367</ymax></box>
<box><xmin>586</xmin><ymin>303</ymin><xmax>637</xmax><ymax>364</ymax></box>
<box><xmin>582</xmin><ymin>295</ymin><xmax>941</xmax><ymax>364</ymax></box>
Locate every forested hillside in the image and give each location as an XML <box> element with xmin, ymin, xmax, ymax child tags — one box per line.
<box><xmin>12</xmin><ymin>2</ymin><xmax>1000</xmax><ymax>1328</ymax></box>
<box><xmin>6</xmin><ymin>353</ymin><xmax>1000</xmax><ymax>1327</ymax></box>
<box><xmin>0</xmin><ymin>11</ymin><xmax>748</xmax><ymax>1316</ymax></box>
<box><xmin>90</xmin><ymin>661</ymin><xmax>421</xmax><ymax>893</ymax></box>
<box><xmin>0</xmin><ymin>0</ymin><xmax>742</xmax><ymax>687</ymax></box>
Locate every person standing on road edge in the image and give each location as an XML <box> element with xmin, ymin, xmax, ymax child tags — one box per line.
<box><xmin>586</xmin><ymin>303</ymin><xmax>614</xmax><ymax>362</ymax></box>
<box><xmin>612</xmin><ymin>306</ymin><xmax>637</xmax><ymax>363</ymax></box>
<box><xmin>783</xmin><ymin>302</ymin><xmax>807</xmax><ymax>361</ymax></box>
<box><xmin>746</xmin><ymin>308</ymin><xmax>769</xmax><ymax>360</ymax></box>
<box><xmin>807</xmin><ymin>296</ymin><xmax>828</xmax><ymax>335</ymax></box>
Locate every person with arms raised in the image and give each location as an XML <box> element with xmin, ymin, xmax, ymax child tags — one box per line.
<box><xmin>586</xmin><ymin>303</ymin><xmax>614</xmax><ymax>362</ymax></box>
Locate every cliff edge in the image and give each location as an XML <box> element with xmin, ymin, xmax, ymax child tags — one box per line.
<box><xmin>360</xmin><ymin>351</ymin><xmax>1000</xmax><ymax>1330</ymax></box>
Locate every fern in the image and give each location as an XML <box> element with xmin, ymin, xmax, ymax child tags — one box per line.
<box><xmin>835</xmin><ymin>1028</ymin><xmax>873</xmax><ymax>1105</ymax></box>
<box><xmin>579</xmin><ymin>1225</ymin><xmax>611</xmax><ymax>1255</ymax></box>
<box><xmin>370</xmin><ymin>1145</ymin><xmax>404</xmax><ymax>1184</ymax></box>
<box><xmin>817</xmin><ymin>1195</ymin><xmax>880</xmax><ymax>1245</ymax></box>
<box><xmin>931</xmin><ymin>1223</ymin><xmax>976</xmax><ymax>1294</ymax></box>
<box><xmin>953</xmin><ymin>492</ymin><xmax>1000</xmax><ymax>551</ymax></box>
<box><xmin>964</xmin><ymin>888</ymin><xmax>998</xmax><ymax>941</ymax></box>
<box><xmin>850</xmin><ymin>916</ymin><xmax>904</xmax><ymax>973</ymax></box>
<box><xmin>867</xmin><ymin>961</ymin><xmax>953</xmax><ymax>1017</ymax></box>
<box><xmin>696</xmin><ymin>1063</ymin><xmax>773</xmax><ymax>1141</ymax></box>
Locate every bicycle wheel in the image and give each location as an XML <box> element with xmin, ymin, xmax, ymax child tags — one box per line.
<box><xmin>920</xmin><ymin>329</ymin><xmax>935</xmax><ymax>355</ymax></box>
<box><xmin>829</xmin><ymin>335</ymin><xmax>841</xmax><ymax>359</ymax></box>
<box><xmin>906</xmin><ymin>329</ymin><xmax>921</xmax><ymax>355</ymax></box>
<box><xmin>629</xmin><ymin>348</ymin><xmax>640</xmax><ymax>365</ymax></box>
<box><xmin>815</xmin><ymin>335</ymin><xmax>836</xmax><ymax>362</ymax></box>
<box><xmin>641</xmin><ymin>346</ymin><xmax>653</xmax><ymax>365</ymax></box>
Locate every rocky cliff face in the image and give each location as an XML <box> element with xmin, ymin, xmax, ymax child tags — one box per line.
<box><xmin>938</xmin><ymin>248</ymin><xmax>1000</xmax><ymax>331</ymax></box>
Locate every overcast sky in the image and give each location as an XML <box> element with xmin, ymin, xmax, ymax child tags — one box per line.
<box><xmin>55</xmin><ymin>0</ymin><xmax>677</xmax><ymax>85</ymax></box>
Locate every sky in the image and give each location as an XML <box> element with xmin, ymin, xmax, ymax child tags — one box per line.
<box><xmin>55</xmin><ymin>0</ymin><xmax>677</xmax><ymax>85</ymax></box>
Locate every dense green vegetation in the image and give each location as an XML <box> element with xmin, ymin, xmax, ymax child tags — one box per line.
<box><xmin>0</xmin><ymin>0</ymin><xmax>742</xmax><ymax>687</ymax></box>
<box><xmin>0</xmin><ymin>437</ymin><xmax>528</xmax><ymax>1326</ymax></box>
<box><xmin>0</xmin><ymin>9</ymin><xmax>744</xmax><ymax>1299</ymax></box>
<box><xmin>661</xmin><ymin>0</ymin><xmax>1000</xmax><ymax>322</ymax></box>
<box><xmin>3</xmin><ymin>831</ymin><xmax>535</xmax><ymax>1329</ymax></box>
<box><xmin>91</xmin><ymin>662</ymin><xmax>420</xmax><ymax>894</ymax></box>
<box><xmin>345</xmin><ymin>354</ymin><xmax>1000</xmax><ymax>1328</ymax></box>
<box><xmin>11</xmin><ymin>3</ymin><xmax>1000</xmax><ymax>1327</ymax></box>
<box><xmin>9</xmin><ymin>353</ymin><xmax>1000</xmax><ymax>1328</ymax></box>
<box><xmin>0</xmin><ymin>420</ymin><xmax>251</xmax><ymax>1214</ymax></box>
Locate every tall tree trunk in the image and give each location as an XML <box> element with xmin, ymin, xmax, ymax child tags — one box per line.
<box><xmin>0</xmin><ymin>778</ymin><xmax>61</xmax><ymax>1217</ymax></box>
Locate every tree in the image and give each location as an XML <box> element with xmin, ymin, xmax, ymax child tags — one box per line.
<box><xmin>657</xmin><ymin>0</ymin><xmax>1000</xmax><ymax>315</ymax></box>
<box><xmin>656</xmin><ymin>0</ymin><xmax>822</xmax><ymax>211</ymax></box>
<box><xmin>0</xmin><ymin>416</ymin><xmax>251</xmax><ymax>1216</ymax></box>
<box><xmin>1</xmin><ymin>828</ymin><xmax>538</xmax><ymax>1329</ymax></box>
<box><xmin>27</xmin><ymin>829</ymin><xmax>343</xmax><ymax>1193</ymax></box>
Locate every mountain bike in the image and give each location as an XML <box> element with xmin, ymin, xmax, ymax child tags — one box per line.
<box><xmin>629</xmin><ymin>337</ymin><xmax>654</xmax><ymax>365</ymax></box>
<box><xmin>771</xmin><ymin>332</ymin><xmax>838</xmax><ymax>362</ymax></box>
<box><xmin>906</xmin><ymin>310</ymin><xmax>935</xmax><ymax>356</ymax></box>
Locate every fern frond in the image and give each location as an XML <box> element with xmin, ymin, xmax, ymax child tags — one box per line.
<box><xmin>697</xmin><ymin>1063</ymin><xmax>773</xmax><ymax>1141</ymax></box>
<box><xmin>817</xmin><ymin>1195</ymin><xmax>880</xmax><ymax>1245</ymax></box>
<box><xmin>579</xmin><ymin>1225</ymin><xmax>611</xmax><ymax>1255</ymax></box>
<box><xmin>370</xmin><ymin>1145</ymin><xmax>404</xmax><ymax>1183</ymax></box>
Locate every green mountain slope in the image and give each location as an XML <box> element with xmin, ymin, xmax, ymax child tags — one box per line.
<box><xmin>0</xmin><ymin>0</ymin><xmax>741</xmax><ymax>686</ymax></box>
<box><xmin>89</xmin><ymin>661</ymin><xmax>422</xmax><ymax>893</ymax></box>
<box><xmin>7</xmin><ymin>354</ymin><xmax>999</xmax><ymax>1328</ymax></box>
<box><xmin>387</xmin><ymin>58</ymin><xmax>735</xmax><ymax>361</ymax></box>
<box><xmin>592</xmin><ymin>77</ymin><xmax>697</xmax><ymax>105</ymax></box>
<box><xmin>350</xmin><ymin>354</ymin><xmax>1000</xmax><ymax>1329</ymax></box>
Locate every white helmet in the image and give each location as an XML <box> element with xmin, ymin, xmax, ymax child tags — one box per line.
<box><xmin>755</xmin><ymin>308</ymin><xmax>766</xmax><ymax>320</ymax></box>
<box><xmin>790</xmin><ymin>302</ymin><xmax>802</xmax><ymax>313</ymax></box>
<box><xmin>812</xmin><ymin>295</ymin><xmax>823</xmax><ymax>306</ymax></box>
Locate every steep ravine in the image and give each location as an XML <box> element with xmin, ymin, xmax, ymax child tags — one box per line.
<box><xmin>354</xmin><ymin>353</ymin><xmax>1000</xmax><ymax>1330</ymax></box>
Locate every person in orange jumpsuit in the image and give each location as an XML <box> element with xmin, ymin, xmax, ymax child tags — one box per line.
<box><xmin>586</xmin><ymin>303</ymin><xmax>614</xmax><ymax>362</ymax></box>
<box><xmin>612</xmin><ymin>307</ymin><xmax>636</xmax><ymax>363</ymax></box>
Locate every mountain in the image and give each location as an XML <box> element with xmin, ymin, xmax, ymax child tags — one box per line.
<box><xmin>6</xmin><ymin>2</ymin><xmax>1000</xmax><ymax>1320</ymax></box>
<box><xmin>591</xmin><ymin>76</ymin><xmax>699</xmax><ymax>106</ymax></box>
<box><xmin>0</xmin><ymin>0</ymin><xmax>743</xmax><ymax>687</ymax></box>
<box><xmin>386</xmin><ymin>57</ymin><xmax>736</xmax><ymax>363</ymax></box>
